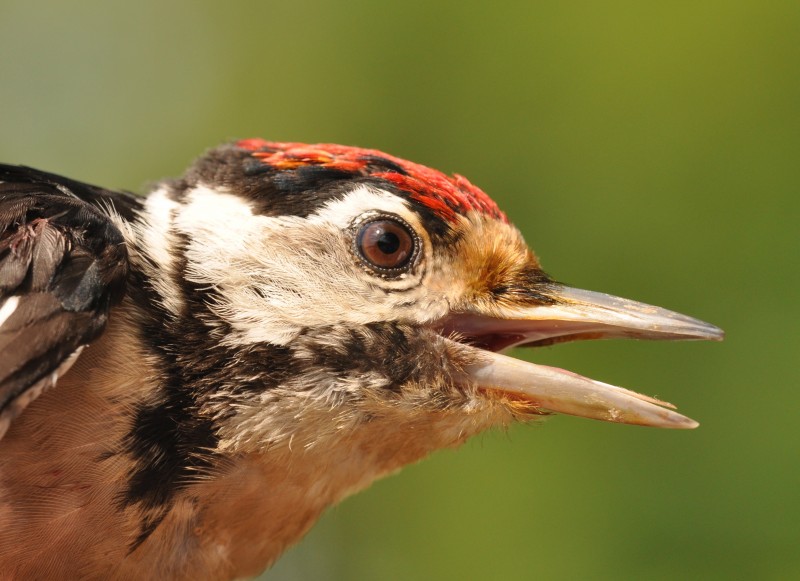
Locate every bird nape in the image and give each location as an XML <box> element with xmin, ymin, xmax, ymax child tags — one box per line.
<box><xmin>0</xmin><ymin>140</ymin><xmax>722</xmax><ymax>580</ymax></box>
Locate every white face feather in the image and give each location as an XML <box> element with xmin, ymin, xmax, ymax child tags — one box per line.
<box><xmin>129</xmin><ymin>187</ymin><xmax>186</xmax><ymax>316</ymax></box>
<box><xmin>170</xmin><ymin>184</ymin><xmax>455</xmax><ymax>346</ymax></box>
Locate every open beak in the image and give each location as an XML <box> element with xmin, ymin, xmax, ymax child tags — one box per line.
<box><xmin>438</xmin><ymin>284</ymin><xmax>723</xmax><ymax>429</ymax></box>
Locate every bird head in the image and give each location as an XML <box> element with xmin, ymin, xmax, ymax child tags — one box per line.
<box><xmin>145</xmin><ymin>139</ymin><xmax>722</xmax><ymax>473</ymax></box>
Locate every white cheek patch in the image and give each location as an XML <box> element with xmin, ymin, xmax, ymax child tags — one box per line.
<box><xmin>173</xmin><ymin>184</ymin><xmax>450</xmax><ymax>347</ymax></box>
<box><xmin>174</xmin><ymin>186</ymin><xmax>322</xmax><ymax>344</ymax></box>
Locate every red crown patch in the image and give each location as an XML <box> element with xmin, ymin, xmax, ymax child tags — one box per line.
<box><xmin>237</xmin><ymin>139</ymin><xmax>507</xmax><ymax>223</ymax></box>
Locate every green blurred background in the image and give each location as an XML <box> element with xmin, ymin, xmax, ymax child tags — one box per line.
<box><xmin>1</xmin><ymin>1</ymin><xmax>797</xmax><ymax>579</ymax></box>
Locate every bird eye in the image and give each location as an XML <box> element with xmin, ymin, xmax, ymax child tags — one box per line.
<box><xmin>355</xmin><ymin>217</ymin><xmax>417</xmax><ymax>273</ymax></box>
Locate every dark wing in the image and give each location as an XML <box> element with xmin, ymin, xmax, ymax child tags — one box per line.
<box><xmin>0</xmin><ymin>165</ymin><xmax>131</xmax><ymax>439</ymax></box>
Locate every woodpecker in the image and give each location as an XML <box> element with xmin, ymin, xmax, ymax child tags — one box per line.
<box><xmin>0</xmin><ymin>140</ymin><xmax>722</xmax><ymax>580</ymax></box>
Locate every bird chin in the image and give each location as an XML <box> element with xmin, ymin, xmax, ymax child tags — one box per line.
<box><xmin>431</xmin><ymin>284</ymin><xmax>723</xmax><ymax>429</ymax></box>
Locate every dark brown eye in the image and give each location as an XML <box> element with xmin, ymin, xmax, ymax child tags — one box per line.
<box><xmin>356</xmin><ymin>218</ymin><xmax>416</xmax><ymax>272</ymax></box>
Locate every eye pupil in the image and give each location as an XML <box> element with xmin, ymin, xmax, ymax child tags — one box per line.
<box><xmin>376</xmin><ymin>232</ymin><xmax>400</xmax><ymax>255</ymax></box>
<box><xmin>356</xmin><ymin>217</ymin><xmax>416</xmax><ymax>272</ymax></box>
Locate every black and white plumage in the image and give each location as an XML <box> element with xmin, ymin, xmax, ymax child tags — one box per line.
<box><xmin>0</xmin><ymin>141</ymin><xmax>722</xmax><ymax>580</ymax></box>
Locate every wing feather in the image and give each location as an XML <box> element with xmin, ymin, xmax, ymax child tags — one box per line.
<box><xmin>0</xmin><ymin>166</ymin><xmax>132</xmax><ymax>439</ymax></box>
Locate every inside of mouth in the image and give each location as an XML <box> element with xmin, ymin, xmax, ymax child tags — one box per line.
<box><xmin>432</xmin><ymin>313</ymin><xmax>606</xmax><ymax>352</ymax></box>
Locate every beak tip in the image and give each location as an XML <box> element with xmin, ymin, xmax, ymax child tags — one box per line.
<box><xmin>606</xmin><ymin>409</ymin><xmax>699</xmax><ymax>429</ymax></box>
<box><xmin>694</xmin><ymin>322</ymin><xmax>724</xmax><ymax>342</ymax></box>
<box><xmin>661</xmin><ymin>413</ymin><xmax>699</xmax><ymax>430</ymax></box>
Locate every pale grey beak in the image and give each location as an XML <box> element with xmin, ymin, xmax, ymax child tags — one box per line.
<box><xmin>440</xmin><ymin>284</ymin><xmax>723</xmax><ymax>428</ymax></box>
